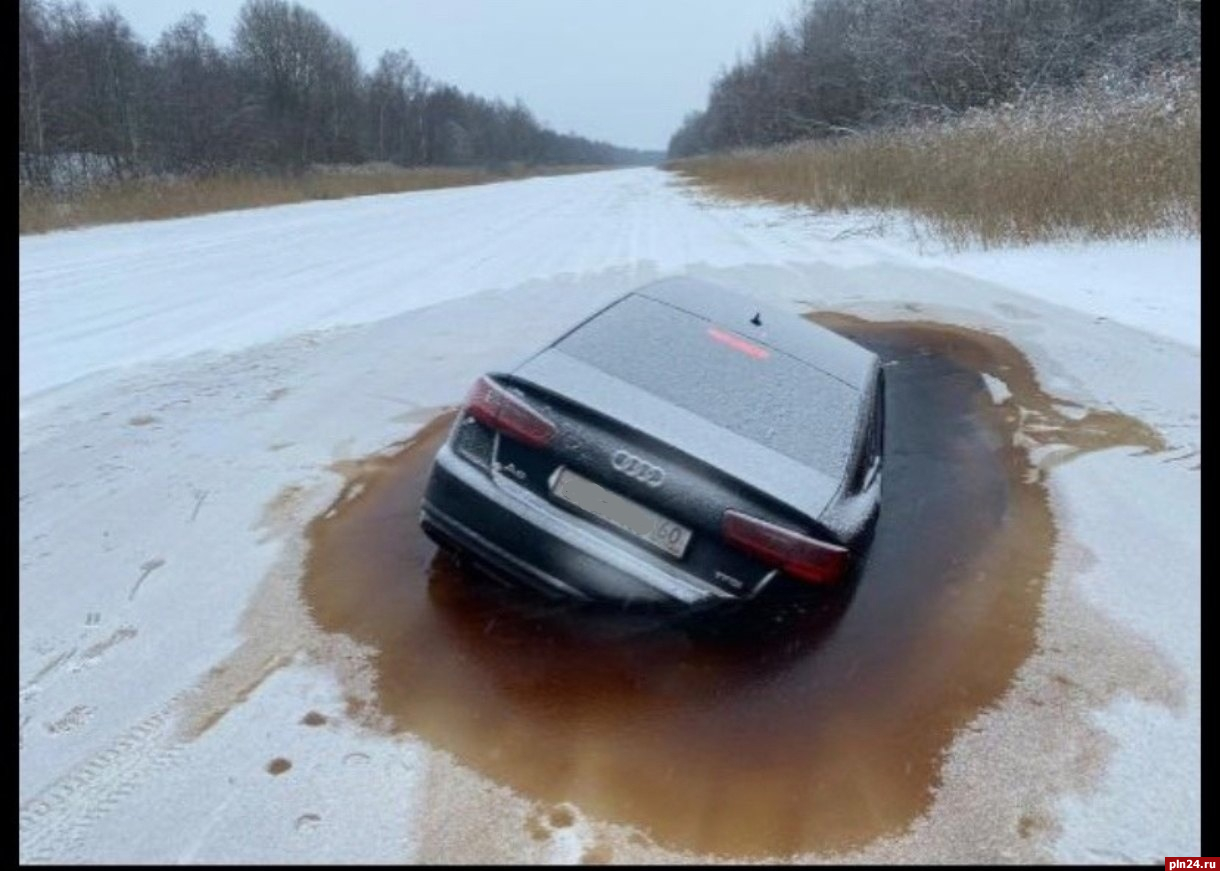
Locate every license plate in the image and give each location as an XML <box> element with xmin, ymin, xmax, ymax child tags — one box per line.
<box><xmin>549</xmin><ymin>467</ymin><xmax>692</xmax><ymax>558</ymax></box>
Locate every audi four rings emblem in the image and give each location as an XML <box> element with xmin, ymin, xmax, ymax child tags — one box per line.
<box><xmin>611</xmin><ymin>449</ymin><xmax>665</xmax><ymax>487</ymax></box>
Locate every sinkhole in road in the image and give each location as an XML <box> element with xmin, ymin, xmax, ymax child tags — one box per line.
<box><xmin>299</xmin><ymin>315</ymin><xmax>1162</xmax><ymax>858</ymax></box>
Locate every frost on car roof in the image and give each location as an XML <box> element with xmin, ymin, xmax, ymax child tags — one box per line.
<box><xmin>554</xmin><ymin>293</ymin><xmax>861</xmax><ymax>477</ymax></box>
<box><xmin>633</xmin><ymin>276</ymin><xmax>878</xmax><ymax>390</ymax></box>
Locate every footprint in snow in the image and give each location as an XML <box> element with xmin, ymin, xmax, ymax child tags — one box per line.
<box><xmin>128</xmin><ymin>558</ymin><xmax>166</xmax><ymax>601</ymax></box>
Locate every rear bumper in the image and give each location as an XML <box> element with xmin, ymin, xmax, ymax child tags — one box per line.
<box><xmin>420</xmin><ymin>443</ymin><xmax>737</xmax><ymax>608</ymax></box>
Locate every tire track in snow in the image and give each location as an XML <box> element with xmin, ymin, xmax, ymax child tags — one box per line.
<box><xmin>19</xmin><ymin>698</ymin><xmax>186</xmax><ymax>863</ymax></box>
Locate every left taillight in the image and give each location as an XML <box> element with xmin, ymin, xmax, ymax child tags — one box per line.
<box><xmin>464</xmin><ymin>376</ymin><xmax>556</xmax><ymax>448</ymax></box>
<box><xmin>722</xmin><ymin>509</ymin><xmax>849</xmax><ymax>585</ymax></box>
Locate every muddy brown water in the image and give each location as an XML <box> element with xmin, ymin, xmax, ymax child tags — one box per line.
<box><xmin>299</xmin><ymin>315</ymin><xmax>1162</xmax><ymax>858</ymax></box>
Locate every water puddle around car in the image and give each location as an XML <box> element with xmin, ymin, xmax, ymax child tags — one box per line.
<box><xmin>290</xmin><ymin>315</ymin><xmax>1161</xmax><ymax>858</ymax></box>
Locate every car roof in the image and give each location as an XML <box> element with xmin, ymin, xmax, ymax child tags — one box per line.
<box><xmin>548</xmin><ymin>280</ymin><xmax>875</xmax><ymax>480</ymax></box>
<box><xmin>629</xmin><ymin>276</ymin><xmax>877</xmax><ymax>391</ymax></box>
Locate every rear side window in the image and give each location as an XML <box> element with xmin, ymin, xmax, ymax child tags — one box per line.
<box><xmin>555</xmin><ymin>295</ymin><xmax>861</xmax><ymax>477</ymax></box>
<box><xmin>852</xmin><ymin>372</ymin><xmax>884</xmax><ymax>491</ymax></box>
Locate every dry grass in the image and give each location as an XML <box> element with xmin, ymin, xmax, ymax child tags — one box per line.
<box><xmin>671</xmin><ymin>72</ymin><xmax>1199</xmax><ymax>248</ymax></box>
<box><xmin>19</xmin><ymin>163</ymin><xmax>608</xmax><ymax>235</ymax></box>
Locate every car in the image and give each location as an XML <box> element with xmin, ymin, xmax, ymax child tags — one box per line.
<box><xmin>420</xmin><ymin>276</ymin><xmax>884</xmax><ymax>610</ymax></box>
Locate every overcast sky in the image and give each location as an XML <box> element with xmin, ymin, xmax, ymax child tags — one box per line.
<box><xmin>92</xmin><ymin>0</ymin><xmax>802</xmax><ymax>151</ymax></box>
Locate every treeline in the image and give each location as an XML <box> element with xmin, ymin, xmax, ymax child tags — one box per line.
<box><xmin>19</xmin><ymin>0</ymin><xmax>655</xmax><ymax>189</ymax></box>
<box><xmin>669</xmin><ymin>0</ymin><xmax>1200</xmax><ymax>157</ymax></box>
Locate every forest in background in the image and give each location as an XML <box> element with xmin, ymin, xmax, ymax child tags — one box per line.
<box><xmin>668</xmin><ymin>0</ymin><xmax>1198</xmax><ymax>247</ymax></box>
<box><xmin>19</xmin><ymin>0</ymin><xmax>660</xmax><ymax>193</ymax></box>
<box><xmin>669</xmin><ymin>0</ymin><xmax>1199</xmax><ymax>157</ymax></box>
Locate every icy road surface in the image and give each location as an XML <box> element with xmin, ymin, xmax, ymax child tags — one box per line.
<box><xmin>19</xmin><ymin>168</ymin><xmax>1199</xmax><ymax>863</ymax></box>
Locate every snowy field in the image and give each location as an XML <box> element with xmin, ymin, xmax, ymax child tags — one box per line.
<box><xmin>19</xmin><ymin>168</ymin><xmax>1199</xmax><ymax>862</ymax></box>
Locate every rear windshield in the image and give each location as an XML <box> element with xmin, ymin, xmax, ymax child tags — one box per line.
<box><xmin>555</xmin><ymin>294</ymin><xmax>861</xmax><ymax>476</ymax></box>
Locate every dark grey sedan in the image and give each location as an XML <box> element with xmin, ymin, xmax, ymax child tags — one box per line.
<box><xmin>420</xmin><ymin>277</ymin><xmax>884</xmax><ymax>609</ymax></box>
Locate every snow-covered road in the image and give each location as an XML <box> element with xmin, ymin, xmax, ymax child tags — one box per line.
<box><xmin>19</xmin><ymin>168</ymin><xmax>1199</xmax><ymax>863</ymax></box>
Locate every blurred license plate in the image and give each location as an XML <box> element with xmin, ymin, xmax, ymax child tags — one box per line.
<box><xmin>550</xmin><ymin>467</ymin><xmax>691</xmax><ymax>558</ymax></box>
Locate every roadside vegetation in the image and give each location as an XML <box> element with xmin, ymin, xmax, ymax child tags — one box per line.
<box><xmin>672</xmin><ymin>70</ymin><xmax>1198</xmax><ymax>247</ymax></box>
<box><xmin>669</xmin><ymin>0</ymin><xmax>1199</xmax><ymax>247</ymax></box>
<box><xmin>18</xmin><ymin>0</ymin><xmax>659</xmax><ymax>234</ymax></box>
<box><xmin>18</xmin><ymin>164</ymin><xmax>607</xmax><ymax>235</ymax></box>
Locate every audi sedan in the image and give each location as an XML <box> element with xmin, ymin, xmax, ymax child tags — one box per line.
<box><xmin>420</xmin><ymin>276</ymin><xmax>884</xmax><ymax>609</ymax></box>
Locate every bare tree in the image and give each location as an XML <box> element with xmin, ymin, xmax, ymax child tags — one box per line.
<box><xmin>147</xmin><ymin>13</ymin><xmax>240</xmax><ymax>173</ymax></box>
<box><xmin>19</xmin><ymin>0</ymin><xmax>50</xmax><ymax>185</ymax></box>
<box><xmin>369</xmin><ymin>49</ymin><xmax>427</xmax><ymax>163</ymax></box>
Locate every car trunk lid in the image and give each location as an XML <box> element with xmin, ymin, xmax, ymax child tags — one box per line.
<box><xmin>509</xmin><ymin>350</ymin><xmax>847</xmax><ymax>522</ymax></box>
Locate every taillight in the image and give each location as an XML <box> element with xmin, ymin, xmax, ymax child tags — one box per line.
<box><xmin>722</xmin><ymin>509</ymin><xmax>849</xmax><ymax>585</ymax></box>
<box><xmin>465</xmin><ymin>376</ymin><xmax>556</xmax><ymax>448</ymax></box>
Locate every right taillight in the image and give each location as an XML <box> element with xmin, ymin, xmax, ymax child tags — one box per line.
<box><xmin>464</xmin><ymin>376</ymin><xmax>556</xmax><ymax>448</ymax></box>
<box><xmin>722</xmin><ymin>509</ymin><xmax>849</xmax><ymax>585</ymax></box>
